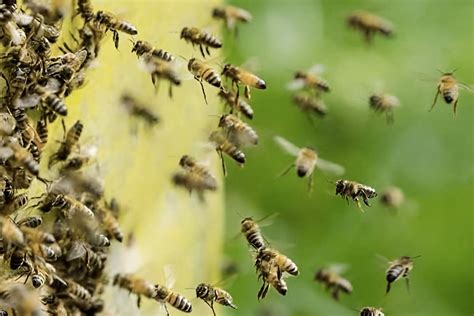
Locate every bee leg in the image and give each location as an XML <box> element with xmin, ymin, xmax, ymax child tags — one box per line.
<box><xmin>217</xmin><ymin>149</ymin><xmax>227</xmax><ymax>177</ymax></box>
<box><xmin>199</xmin><ymin>45</ymin><xmax>205</xmax><ymax>58</ymax></box>
<box><xmin>386</xmin><ymin>111</ymin><xmax>394</xmax><ymax>124</ymax></box>
<box><xmin>386</xmin><ymin>282</ymin><xmax>391</xmax><ymax>294</ymax></box>
<box><xmin>244</xmin><ymin>85</ymin><xmax>251</xmax><ymax>99</ymax></box>
<box><xmin>307</xmin><ymin>172</ymin><xmax>314</xmax><ymax>194</ymax></box>
<box><xmin>453</xmin><ymin>99</ymin><xmax>458</xmax><ymax>115</ymax></box>
<box><xmin>112</xmin><ymin>30</ymin><xmax>120</xmax><ymax>50</ymax></box>
<box><xmin>168</xmin><ymin>84</ymin><xmax>173</xmax><ymax>99</ymax></box>
<box><xmin>331</xmin><ymin>287</ymin><xmax>339</xmax><ymax>301</ymax></box>
<box><xmin>204</xmin><ymin>300</ymin><xmax>216</xmax><ymax>316</ymax></box>
<box><xmin>163</xmin><ymin>303</ymin><xmax>170</xmax><ymax>316</ymax></box>
<box><xmin>195</xmin><ymin>77</ymin><xmax>208</xmax><ymax>104</ymax></box>
<box><xmin>430</xmin><ymin>88</ymin><xmax>440</xmax><ymax>112</ymax></box>
<box><xmin>277</xmin><ymin>164</ymin><xmax>294</xmax><ymax>178</ymax></box>
<box><xmin>362</xmin><ymin>193</ymin><xmax>371</xmax><ymax>206</ymax></box>
<box><xmin>405</xmin><ymin>278</ymin><xmax>410</xmax><ymax>294</ymax></box>
<box><xmin>206</xmin><ymin>46</ymin><xmax>211</xmax><ymax>56</ymax></box>
<box><xmin>136</xmin><ymin>295</ymin><xmax>141</xmax><ymax>308</ymax></box>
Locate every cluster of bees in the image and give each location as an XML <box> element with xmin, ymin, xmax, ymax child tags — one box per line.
<box><xmin>0</xmin><ymin>0</ymin><xmax>469</xmax><ymax>315</ymax></box>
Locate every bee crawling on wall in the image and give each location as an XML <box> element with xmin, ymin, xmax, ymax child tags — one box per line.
<box><xmin>430</xmin><ymin>70</ymin><xmax>472</xmax><ymax>115</ymax></box>
<box><xmin>334</xmin><ymin>179</ymin><xmax>377</xmax><ymax>210</ymax></box>
<box><xmin>274</xmin><ymin>135</ymin><xmax>345</xmax><ymax>193</ymax></box>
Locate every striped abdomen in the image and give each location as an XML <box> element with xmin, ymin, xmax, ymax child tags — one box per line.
<box><xmin>241</xmin><ymin>218</ymin><xmax>264</xmax><ymax>250</ymax></box>
<box><xmin>65</xmin><ymin>120</ymin><xmax>83</xmax><ymax>148</ymax></box>
<box><xmin>220</xmin><ymin>139</ymin><xmax>245</xmax><ymax>164</ymax></box>
<box><xmin>36</xmin><ymin>119</ymin><xmax>48</xmax><ymax>144</ymax></box>
<box><xmin>295</xmin><ymin>148</ymin><xmax>317</xmax><ymax>177</ymax></box>
<box><xmin>114</xmin><ymin>21</ymin><xmax>138</xmax><ymax>35</ymax></box>
<box><xmin>151</xmin><ymin>49</ymin><xmax>174</xmax><ymax>62</ymax></box>
<box><xmin>156</xmin><ymin>286</ymin><xmax>192</xmax><ymax>313</ymax></box>
<box><xmin>199</xmin><ymin>32</ymin><xmax>222</xmax><ymax>48</ymax></box>
<box><xmin>215</xmin><ymin>288</ymin><xmax>237</xmax><ymax>308</ymax></box>
<box><xmin>44</xmin><ymin>94</ymin><xmax>67</xmax><ymax>116</ymax></box>
<box><xmin>202</xmin><ymin>68</ymin><xmax>223</xmax><ymax>88</ymax></box>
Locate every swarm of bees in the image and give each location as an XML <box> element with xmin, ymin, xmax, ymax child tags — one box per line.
<box><xmin>0</xmin><ymin>0</ymin><xmax>468</xmax><ymax>315</ymax></box>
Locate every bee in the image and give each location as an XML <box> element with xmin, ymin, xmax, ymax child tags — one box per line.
<box><xmin>65</xmin><ymin>241</ymin><xmax>106</xmax><ymax>273</ymax></box>
<box><xmin>314</xmin><ymin>265</ymin><xmax>353</xmax><ymax>300</ymax></box>
<box><xmin>221</xmin><ymin>64</ymin><xmax>266</xmax><ymax>103</ymax></box>
<box><xmin>120</xmin><ymin>93</ymin><xmax>160</xmax><ymax>127</ymax></box>
<box><xmin>385</xmin><ymin>255</ymin><xmax>419</xmax><ymax>294</ymax></box>
<box><xmin>187</xmin><ymin>58</ymin><xmax>224</xmax><ymax>104</ymax></box>
<box><xmin>218</xmin><ymin>89</ymin><xmax>254</xmax><ymax>119</ymax></box>
<box><xmin>255</xmin><ymin>251</ymin><xmax>288</xmax><ymax>300</ymax></box>
<box><xmin>35</xmin><ymin>86</ymin><xmax>68</xmax><ymax>116</ymax></box>
<box><xmin>212</xmin><ymin>5</ymin><xmax>252</xmax><ymax>36</ymax></box>
<box><xmin>48</xmin><ymin>120</ymin><xmax>83</xmax><ymax>168</ymax></box>
<box><xmin>66</xmin><ymin>279</ymin><xmax>92</xmax><ymax>300</ymax></box>
<box><xmin>0</xmin><ymin>141</ymin><xmax>39</xmax><ymax>176</ymax></box>
<box><xmin>77</xmin><ymin>0</ymin><xmax>94</xmax><ymax>21</ymax></box>
<box><xmin>96</xmin><ymin>204</ymin><xmax>123</xmax><ymax>242</ymax></box>
<box><xmin>274</xmin><ymin>136</ymin><xmax>345</xmax><ymax>193</ymax></box>
<box><xmin>335</xmin><ymin>179</ymin><xmax>377</xmax><ymax>209</ymax></box>
<box><xmin>155</xmin><ymin>284</ymin><xmax>193</xmax><ymax>315</ymax></box>
<box><xmin>141</xmin><ymin>55</ymin><xmax>181</xmax><ymax>97</ymax></box>
<box><xmin>293</xmin><ymin>92</ymin><xmax>327</xmax><ymax>117</ymax></box>
<box><xmin>52</xmin><ymin>194</ymin><xmax>95</xmax><ymax>219</ymax></box>
<box><xmin>9</xmin><ymin>248</ymin><xmax>29</xmax><ymax>270</ymax></box>
<box><xmin>1</xmin><ymin>193</ymin><xmax>28</xmax><ymax>216</ymax></box>
<box><xmin>360</xmin><ymin>307</ymin><xmax>385</xmax><ymax>316</ymax></box>
<box><xmin>258</xmin><ymin>248</ymin><xmax>299</xmax><ymax>277</ymax></box>
<box><xmin>93</xmin><ymin>10</ymin><xmax>138</xmax><ymax>49</ymax></box>
<box><xmin>21</xmin><ymin>226</ymin><xmax>56</xmax><ymax>244</ymax></box>
<box><xmin>430</xmin><ymin>71</ymin><xmax>473</xmax><ymax>114</ymax></box>
<box><xmin>180</xmin><ymin>27</ymin><xmax>222</xmax><ymax>58</ymax></box>
<box><xmin>195</xmin><ymin>283</ymin><xmax>237</xmax><ymax>315</ymax></box>
<box><xmin>0</xmin><ymin>112</ymin><xmax>15</xmax><ymax>136</ymax></box>
<box><xmin>347</xmin><ymin>11</ymin><xmax>394</xmax><ymax>43</ymax></box>
<box><xmin>31</xmin><ymin>260</ymin><xmax>62</xmax><ymax>289</ymax></box>
<box><xmin>380</xmin><ymin>186</ymin><xmax>404</xmax><ymax>209</ymax></box>
<box><xmin>209</xmin><ymin>130</ymin><xmax>245</xmax><ymax>176</ymax></box>
<box><xmin>113</xmin><ymin>273</ymin><xmax>157</xmax><ymax>308</ymax></box>
<box><xmin>16</xmin><ymin>215</ymin><xmax>43</xmax><ymax>228</ymax></box>
<box><xmin>131</xmin><ymin>39</ymin><xmax>174</xmax><ymax>62</ymax></box>
<box><xmin>288</xmin><ymin>65</ymin><xmax>330</xmax><ymax>94</ymax></box>
<box><xmin>172</xmin><ymin>155</ymin><xmax>217</xmax><ymax>198</ymax></box>
<box><xmin>218</xmin><ymin>114</ymin><xmax>258</xmax><ymax>146</ymax></box>
<box><xmin>0</xmin><ymin>283</ymin><xmax>42</xmax><ymax>316</ymax></box>
<box><xmin>369</xmin><ymin>93</ymin><xmax>400</xmax><ymax>123</ymax></box>
<box><xmin>240</xmin><ymin>217</ymin><xmax>265</xmax><ymax>250</ymax></box>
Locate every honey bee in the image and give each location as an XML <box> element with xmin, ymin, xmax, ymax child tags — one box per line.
<box><xmin>65</xmin><ymin>241</ymin><xmax>106</xmax><ymax>273</ymax></box>
<box><xmin>195</xmin><ymin>283</ymin><xmax>237</xmax><ymax>315</ymax></box>
<box><xmin>212</xmin><ymin>5</ymin><xmax>252</xmax><ymax>36</ymax></box>
<box><xmin>0</xmin><ymin>215</ymin><xmax>25</xmax><ymax>250</ymax></box>
<box><xmin>113</xmin><ymin>273</ymin><xmax>157</xmax><ymax>307</ymax></box>
<box><xmin>258</xmin><ymin>248</ymin><xmax>299</xmax><ymax>277</ymax></box>
<box><xmin>430</xmin><ymin>71</ymin><xmax>473</xmax><ymax>114</ymax></box>
<box><xmin>96</xmin><ymin>203</ymin><xmax>123</xmax><ymax>242</ymax></box>
<box><xmin>314</xmin><ymin>265</ymin><xmax>353</xmax><ymax>300</ymax></box>
<box><xmin>55</xmin><ymin>194</ymin><xmax>95</xmax><ymax>219</ymax></box>
<box><xmin>274</xmin><ymin>136</ymin><xmax>345</xmax><ymax>192</ymax></box>
<box><xmin>335</xmin><ymin>180</ymin><xmax>377</xmax><ymax>209</ymax></box>
<box><xmin>21</xmin><ymin>226</ymin><xmax>56</xmax><ymax>245</ymax></box>
<box><xmin>131</xmin><ymin>39</ymin><xmax>174</xmax><ymax>62</ymax></box>
<box><xmin>293</xmin><ymin>92</ymin><xmax>327</xmax><ymax>117</ymax></box>
<box><xmin>48</xmin><ymin>120</ymin><xmax>83</xmax><ymax>168</ymax></box>
<box><xmin>380</xmin><ymin>186</ymin><xmax>404</xmax><ymax>209</ymax></box>
<box><xmin>0</xmin><ymin>140</ymin><xmax>39</xmax><ymax>176</ymax></box>
<box><xmin>76</xmin><ymin>0</ymin><xmax>94</xmax><ymax>21</ymax></box>
<box><xmin>120</xmin><ymin>93</ymin><xmax>160</xmax><ymax>127</ymax></box>
<box><xmin>369</xmin><ymin>93</ymin><xmax>400</xmax><ymax>123</ymax></box>
<box><xmin>209</xmin><ymin>130</ymin><xmax>245</xmax><ymax>176</ymax></box>
<box><xmin>35</xmin><ymin>116</ymin><xmax>48</xmax><ymax>144</ymax></box>
<box><xmin>187</xmin><ymin>58</ymin><xmax>224</xmax><ymax>104</ymax></box>
<box><xmin>255</xmin><ymin>251</ymin><xmax>288</xmax><ymax>300</ymax></box>
<box><xmin>35</xmin><ymin>86</ymin><xmax>68</xmax><ymax>116</ymax></box>
<box><xmin>347</xmin><ymin>11</ymin><xmax>394</xmax><ymax>43</ymax></box>
<box><xmin>66</xmin><ymin>279</ymin><xmax>92</xmax><ymax>301</ymax></box>
<box><xmin>241</xmin><ymin>217</ymin><xmax>265</xmax><ymax>250</ymax></box>
<box><xmin>155</xmin><ymin>284</ymin><xmax>193</xmax><ymax>315</ymax></box>
<box><xmin>0</xmin><ymin>283</ymin><xmax>42</xmax><ymax>316</ymax></box>
<box><xmin>180</xmin><ymin>27</ymin><xmax>222</xmax><ymax>58</ymax></box>
<box><xmin>287</xmin><ymin>65</ymin><xmax>330</xmax><ymax>94</ymax></box>
<box><xmin>93</xmin><ymin>10</ymin><xmax>138</xmax><ymax>49</ymax></box>
<box><xmin>218</xmin><ymin>89</ymin><xmax>254</xmax><ymax>119</ymax></box>
<box><xmin>1</xmin><ymin>193</ymin><xmax>28</xmax><ymax>216</ymax></box>
<box><xmin>221</xmin><ymin>63</ymin><xmax>266</xmax><ymax>103</ymax></box>
<box><xmin>360</xmin><ymin>307</ymin><xmax>385</xmax><ymax>316</ymax></box>
<box><xmin>172</xmin><ymin>158</ymin><xmax>217</xmax><ymax>200</ymax></box>
<box><xmin>385</xmin><ymin>255</ymin><xmax>419</xmax><ymax>294</ymax></box>
<box><xmin>16</xmin><ymin>215</ymin><xmax>43</xmax><ymax>228</ymax></box>
<box><xmin>141</xmin><ymin>54</ymin><xmax>181</xmax><ymax>97</ymax></box>
<box><xmin>218</xmin><ymin>114</ymin><xmax>258</xmax><ymax>146</ymax></box>
<box><xmin>9</xmin><ymin>248</ymin><xmax>29</xmax><ymax>270</ymax></box>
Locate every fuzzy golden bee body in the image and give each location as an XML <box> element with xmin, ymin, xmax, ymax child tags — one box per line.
<box><xmin>430</xmin><ymin>72</ymin><xmax>466</xmax><ymax>114</ymax></box>
<box><xmin>113</xmin><ymin>273</ymin><xmax>157</xmax><ymax>307</ymax></box>
<box><xmin>294</xmin><ymin>70</ymin><xmax>330</xmax><ymax>93</ymax></box>
<box><xmin>93</xmin><ymin>10</ymin><xmax>138</xmax><ymax>49</ymax></box>
<box><xmin>212</xmin><ymin>5</ymin><xmax>252</xmax><ymax>35</ymax></box>
<box><xmin>155</xmin><ymin>284</ymin><xmax>193</xmax><ymax>314</ymax></box>
<box><xmin>218</xmin><ymin>114</ymin><xmax>258</xmax><ymax>146</ymax></box>
<box><xmin>195</xmin><ymin>283</ymin><xmax>237</xmax><ymax>315</ymax></box>
<box><xmin>335</xmin><ymin>179</ymin><xmax>377</xmax><ymax>209</ymax></box>
<box><xmin>172</xmin><ymin>156</ymin><xmax>217</xmax><ymax>199</ymax></box>
<box><xmin>293</xmin><ymin>92</ymin><xmax>327</xmax><ymax>117</ymax></box>
<box><xmin>254</xmin><ymin>249</ymin><xmax>288</xmax><ymax>300</ymax></box>
<box><xmin>259</xmin><ymin>248</ymin><xmax>299</xmax><ymax>277</ymax></box>
<box><xmin>188</xmin><ymin>58</ymin><xmax>224</xmax><ymax>104</ymax></box>
<box><xmin>222</xmin><ymin>64</ymin><xmax>266</xmax><ymax>102</ymax></box>
<box><xmin>142</xmin><ymin>54</ymin><xmax>181</xmax><ymax>97</ymax></box>
<box><xmin>209</xmin><ymin>130</ymin><xmax>245</xmax><ymax>175</ymax></box>
<box><xmin>241</xmin><ymin>217</ymin><xmax>265</xmax><ymax>250</ymax></box>
<box><xmin>314</xmin><ymin>266</ymin><xmax>353</xmax><ymax>300</ymax></box>
<box><xmin>218</xmin><ymin>90</ymin><xmax>254</xmax><ymax>119</ymax></box>
<box><xmin>131</xmin><ymin>40</ymin><xmax>174</xmax><ymax>62</ymax></box>
<box><xmin>180</xmin><ymin>27</ymin><xmax>222</xmax><ymax>57</ymax></box>
<box><xmin>347</xmin><ymin>10</ymin><xmax>393</xmax><ymax>43</ymax></box>
<box><xmin>385</xmin><ymin>256</ymin><xmax>416</xmax><ymax>294</ymax></box>
<box><xmin>369</xmin><ymin>93</ymin><xmax>400</xmax><ymax>123</ymax></box>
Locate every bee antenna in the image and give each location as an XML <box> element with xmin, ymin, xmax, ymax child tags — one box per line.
<box><xmin>128</xmin><ymin>38</ymin><xmax>135</xmax><ymax>45</ymax></box>
<box><xmin>178</xmin><ymin>55</ymin><xmax>188</xmax><ymax>62</ymax></box>
<box><xmin>411</xmin><ymin>255</ymin><xmax>422</xmax><ymax>259</ymax></box>
<box><xmin>436</xmin><ymin>68</ymin><xmax>445</xmax><ymax>75</ymax></box>
<box><xmin>451</xmin><ymin>67</ymin><xmax>460</xmax><ymax>74</ymax></box>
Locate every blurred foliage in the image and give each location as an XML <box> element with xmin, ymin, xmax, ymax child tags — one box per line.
<box><xmin>220</xmin><ymin>0</ymin><xmax>473</xmax><ymax>315</ymax></box>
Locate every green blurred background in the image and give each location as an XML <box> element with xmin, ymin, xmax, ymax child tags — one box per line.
<box><xmin>219</xmin><ymin>0</ymin><xmax>473</xmax><ymax>315</ymax></box>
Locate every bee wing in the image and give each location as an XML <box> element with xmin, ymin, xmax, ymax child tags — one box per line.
<box><xmin>458</xmin><ymin>82</ymin><xmax>474</xmax><ymax>92</ymax></box>
<box><xmin>273</xmin><ymin>135</ymin><xmax>300</xmax><ymax>157</ymax></box>
<box><xmin>286</xmin><ymin>78</ymin><xmax>306</xmax><ymax>91</ymax></box>
<box><xmin>375</xmin><ymin>254</ymin><xmax>391</xmax><ymax>268</ymax></box>
<box><xmin>45</xmin><ymin>78</ymin><xmax>62</xmax><ymax>94</ymax></box>
<box><xmin>308</xmin><ymin>64</ymin><xmax>325</xmax><ymax>75</ymax></box>
<box><xmin>316</xmin><ymin>158</ymin><xmax>345</xmax><ymax>176</ymax></box>
<box><xmin>240</xmin><ymin>57</ymin><xmax>261</xmax><ymax>73</ymax></box>
<box><xmin>14</xmin><ymin>94</ymin><xmax>41</xmax><ymax>109</ymax></box>
<box><xmin>164</xmin><ymin>265</ymin><xmax>176</xmax><ymax>289</ymax></box>
<box><xmin>328</xmin><ymin>263</ymin><xmax>350</xmax><ymax>274</ymax></box>
<box><xmin>0</xmin><ymin>146</ymin><xmax>14</xmax><ymax>160</ymax></box>
<box><xmin>65</xmin><ymin>241</ymin><xmax>86</xmax><ymax>261</ymax></box>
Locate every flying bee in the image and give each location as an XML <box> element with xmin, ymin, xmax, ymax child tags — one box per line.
<box><xmin>96</xmin><ymin>204</ymin><xmax>123</xmax><ymax>242</ymax></box>
<box><xmin>172</xmin><ymin>155</ymin><xmax>217</xmax><ymax>197</ymax></box>
<box><xmin>380</xmin><ymin>186</ymin><xmax>404</xmax><ymax>209</ymax></box>
<box><xmin>77</xmin><ymin>0</ymin><xmax>94</xmax><ymax>21</ymax></box>
<box><xmin>35</xmin><ymin>86</ymin><xmax>68</xmax><ymax>116</ymax></box>
<box><xmin>335</xmin><ymin>179</ymin><xmax>377</xmax><ymax>210</ymax></box>
<box><xmin>155</xmin><ymin>284</ymin><xmax>193</xmax><ymax>315</ymax></box>
<box><xmin>131</xmin><ymin>39</ymin><xmax>174</xmax><ymax>62</ymax></box>
<box><xmin>1</xmin><ymin>193</ymin><xmax>28</xmax><ymax>216</ymax></box>
<box><xmin>218</xmin><ymin>89</ymin><xmax>254</xmax><ymax>119</ymax></box>
<box><xmin>255</xmin><ymin>251</ymin><xmax>288</xmax><ymax>300</ymax></box>
<box><xmin>195</xmin><ymin>283</ymin><xmax>237</xmax><ymax>316</ymax></box>
<box><xmin>187</xmin><ymin>58</ymin><xmax>224</xmax><ymax>104</ymax></box>
<box><xmin>209</xmin><ymin>130</ymin><xmax>245</xmax><ymax>176</ymax></box>
<box><xmin>369</xmin><ymin>93</ymin><xmax>400</xmax><ymax>123</ymax></box>
<box><xmin>113</xmin><ymin>273</ymin><xmax>157</xmax><ymax>308</ymax></box>
<box><xmin>314</xmin><ymin>264</ymin><xmax>353</xmax><ymax>300</ymax></box>
<box><xmin>212</xmin><ymin>5</ymin><xmax>252</xmax><ymax>36</ymax></box>
<box><xmin>48</xmin><ymin>120</ymin><xmax>83</xmax><ymax>168</ymax></box>
<box><xmin>180</xmin><ymin>26</ymin><xmax>222</xmax><ymax>57</ymax></box>
<box><xmin>141</xmin><ymin>54</ymin><xmax>181</xmax><ymax>97</ymax></box>
<box><xmin>120</xmin><ymin>93</ymin><xmax>160</xmax><ymax>127</ymax></box>
<box><xmin>430</xmin><ymin>70</ymin><xmax>473</xmax><ymax>114</ymax></box>
<box><xmin>347</xmin><ymin>10</ymin><xmax>394</xmax><ymax>43</ymax></box>
<box><xmin>218</xmin><ymin>114</ymin><xmax>258</xmax><ymax>146</ymax></box>
<box><xmin>16</xmin><ymin>216</ymin><xmax>43</xmax><ymax>228</ymax></box>
<box><xmin>287</xmin><ymin>64</ymin><xmax>330</xmax><ymax>95</ymax></box>
<box><xmin>0</xmin><ymin>141</ymin><xmax>39</xmax><ymax>176</ymax></box>
<box><xmin>241</xmin><ymin>217</ymin><xmax>265</xmax><ymax>250</ymax></box>
<box><xmin>258</xmin><ymin>248</ymin><xmax>299</xmax><ymax>277</ymax></box>
<box><xmin>274</xmin><ymin>136</ymin><xmax>345</xmax><ymax>193</ymax></box>
<box><xmin>222</xmin><ymin>63</ymin><xmax>266</xmax><ymax>103</ymax></box>
<box><xmin>93</xmin><ymin>10</ymin><xmax>138</xmax><ymax>49</ymax></box>
<box><xmin>384</xmin><ymin>255</ymin><xmax>419</xmax><ymax>294</ymax></box>
<box><xmin>360</xmin><ymin>307</ymin><xmax>385</xmax><ymax>316</ymax></box>
<box><xmin>293</xmin><ymin>92</ymin><xmax>327</xmax><ymax>117</ymax></box>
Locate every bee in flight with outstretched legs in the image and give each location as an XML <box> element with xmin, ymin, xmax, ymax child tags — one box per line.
<box><xmin>274</xmin><ymin>135</ymin><xmax>345</xmax><ymax>193</ymax></box>
<box><xmin>221</xmin><ymin>63</ymin><xmax>266</xmax><ymax>104</ymax></box>
<box><xmin>334</xmin><ymin>179</ymin><xmax>377</xmax><ymax>210</ymax></box>
<box><xmin>287</xmin><ymin>64</ymin><xmax>330</xmax><ymax>96</ymax></box>
<box><xmin>180</xmin><ymin>27</ymin><xmax>222</xmax><ymax>58</ymax></box>
<box><xmin>314</xmin><ymin>264</ymin><xmax>353</xmax><ymax>301</ymax></box>
<box><xmin>369</xmin><ymin>93</ymin><xmax>400</xmax><ymax>123</ymax></box>
<box><xmin>187</xmin><ymin>58</ymin><xmax>225</xmax><ymax>104</ymax></box>
<box><xmin>212</xmin><ymin>5</ymin><xmax>252</xmax><ymax>37</ymax></box>
<box><xmin>382</xmin><ymin>255</ymin><xmax>420</xmax><ymax>294</ymax></box>
<box><xmin>209</xmin><ymin>130</ymin><xmax>245</xmax><ymax>176</ymax></box>
<box><xmin>347</xmin><ymin>10</ymin><xmax>394</xmax><ymax>43</ymax></box>
<box><xmin>430</xmin><ymin>70</ymin><xmax>472</xmax><ymax>115</ymax></box>
<box><xmin>195</xmin><ymin>283</ymin><xmax>237</xmax><ymax>316</ymax></box>
<box><xmin>154</xmin><ymin>266</ymin><xmax>192</xmax><ymax>316</ymax></box>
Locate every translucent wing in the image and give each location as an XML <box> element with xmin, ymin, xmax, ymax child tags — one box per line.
<box><xmin>273</xmin><ymin>135</ymin><xmax>300</xmax><ymax>157</ymax></box>
<box><xmin>458</xmin><ymin>82</ymin><xmax>474</xmax><ymax>92</ymax></box>
<box><xmin>308</xmin><ymin>64</ymin><xmax>325</xmax><ymax>75</ymax></box>
<box><xmin>316</xmin><ymin>158</ymin><xmax>345</xmax><ymax>176</ymax></box>
<box><xmin>164</xmin><ymin>265</ymin><xmax>176</xmax><ymax>289</ymax></box>
<box><xmin>240</xmin><ymin>57</ymin><xmax>261</xmax><ymax>73</ymax></box>
<box><xmin>327</xmin><ymin>262</ymin><xmax>350</xmax><ymax>274</ymax></box>
<box><xmin>14</xmin><ymin>93</ymin><xmax>41</xmax><ymax>109</ymax></box>
<box><xmin>286</xmin><ymin>78</ymin><xmax>305</xmax><ymax>91</ymax></box>
<box><xmin>65</xmin><ymin>241</ymin><xmax>86</xmax><ymax>261</ymax></box>
<box><xmin>0</xmin><ymin>146</ymin><xmax>14</xmax><ymax>160</ymax></box>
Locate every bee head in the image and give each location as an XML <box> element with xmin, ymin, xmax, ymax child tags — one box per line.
<box><xmin>187</xmin><ymin>58</ymin><xmax>195</xmax><ymax>71</ymax></box>
<box><xmin>222</xmin><ymin>63</ymin><xmax>231</xmax><ymax>75</ymax></box>
<box><xmin>212</xmin><ymin>7</ymin><xmax>225</xmax><ymax>18</ymax></box>
<box><xmin>195</xmin><ymin>283</ymin><xmax>208</xmax><ymax>298</ymax></box>
<box><xmin>294</xmin><ymin>71</ymin><xmax>305</xmax><ymax>79</ymax></box>
<box><xmin>130</xmin><ymin>39</ymin><xmax>140</xmax><ymax>52</ymax></box>
<box><xmin>369</xmin><ymin>94</ymin><xmax>380</xmax><ymax>107</ymax></box>
<box><xmin>335</xmin><ymin>180</ymin><xmax>345</xmax><ymax>193</ymax></box>
<box><xmin>180</xmin><ymin>27</ymin><xmax>189</xmax><ymax>39</ymax></box>
<box><xmin>179</xmin><ymin>155</ymin><xmax>194</xmax><ymax>168</ymax></box>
